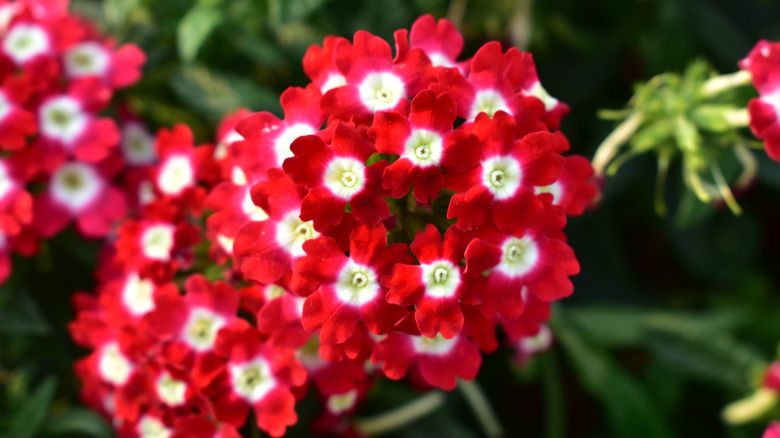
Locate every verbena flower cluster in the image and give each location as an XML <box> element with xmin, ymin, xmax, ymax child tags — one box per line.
<box><xmin>0</xmin><ymin>0</ymin><xmax>143</xmax><ymax>284</ymax></box>
<box><xmin>57</xmin><ymin>13</ymin><xmax>597</xmax><ymax>437</ymax></box>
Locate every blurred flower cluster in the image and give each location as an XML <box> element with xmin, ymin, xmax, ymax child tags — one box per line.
<box><xmin>0</xmin><ymin>0</ymin><xmax>144</xmax><ymax>284</ymax></box>
<box><xmin>62</xmin><ymin>12</ymin><xmax>598</xmax><ymax>438</ymax></box>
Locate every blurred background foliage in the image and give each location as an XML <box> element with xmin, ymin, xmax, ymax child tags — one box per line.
<box><xmin>3</xmin><ymin>0</ymin><xmax>780</xmax><ymax>437</ymax></box>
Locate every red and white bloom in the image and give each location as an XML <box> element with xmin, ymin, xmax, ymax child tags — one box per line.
<box><xmin>212</xmin><ymin>321</ymin><xmax>306</xmax><ymax>437</ymax></box>
<box><xmin>464</xmin><ymin>203</ymin><xmax>578</xmax><ymax>318</ymax></box>
<box><xmin>32</xmin><ymin>159</ymin><xmax>127</xmax><ymax>237</ymax></box>
<box><xmin>283</xmin><ymin>123</ymin><xmax>389</xmax><ymax>229</ymax></box>
<box><xmin>294</xmin><ymin>224</ymin><xmax>411</xmax><ymax>344</ymax></box>
<box><xmin>383</xmin><ymin>225</ymin><xmax>482</xmax><ymax>339</ymax></box>
<box><xmin>320</xmin><ymin>30</ymin><xmax>435</xmax><ymax>124</ymax></box>
<box><xmin>371</xmin><ymin>331</ymin><xmax>481</xmax><ymax>390</ymax></box>
<box><xmin>0</xmin><ymin>76</ymin><xmax>36</xmax><ymax>150</ymax></box>
<box><xmin>370</xmin><ymin>90</ymin><xmax>480</xmax><ymax>202</ymax></box>
<box><xmin>447</xmin><ymin>111</ymin><xmax>566</xmax><ymax>233</ymax></box>
<box><xmin>233</xmin><ymin>85</ymin><xmax>325</xmax><ymax>173</ymax></box>
<box><xmin>741</xmin><ymin>40</ymin><xmax>780</xmax><ymax>162</ymax></box>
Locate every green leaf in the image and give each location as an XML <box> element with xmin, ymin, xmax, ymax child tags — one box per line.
<box><xmin>554</xmin><ymin>322</ymin><xmax>675</xmax><ymax>438</ymax></box>
<box><xmin>177</xmin><ymin>4</ymin><xmax>224</xmax><ymax>62</ymax></box>
<box><xmin>40</xmin><ymin>408</ymin><xmax>112</xmax><ymax>438</ymax></box>
<box><xmin>558</xmin><ymin>305</ymin><xmax>746</xmax><ymax>347</ymax></box>
<box><xmin>170</xmin><ymin>65</ymin><xmax>279</xmax><ymax>120</ymax></box>
<box><xmin>0</xmin><ymin>287</ymin><xmax>49</xmax><ymax>335</ymax></box>
<box><xmin>104</xmin><ymin>0</ymin><xmax>140</xmax><ymax>28</ymax></box>
<box><xmin>7</xmin><ymin>377</ymin><xmax>57</xmax><ymax>438</ymax></box>
<box><xmin>644</xmin><ymin>322</ymin><xmax>766</xmax><ymax>392</ymax></box>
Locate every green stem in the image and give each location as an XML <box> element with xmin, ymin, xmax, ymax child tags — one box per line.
<box><xmin>355</xmin><ymin>391</ymin><xmax>445</xmax><ymax>436</ymax></box>
<box><xmin>458</xmin><ymin>379</ymin><xmax>504</xmax><ymax>438</ymax></box>
<box><xmin>542</xmin><ymin>352</ymin><xmax>565</xmax><ymax>438</ymax></box>
<box><xmin>510</xmin><ymin>0</ymin><xmax>533</xmax><ymax>50</ymax></box>
<box><xmin>709</xmin><ymin>163</ymin><xmax>742</xmax><ymax>215</ymax></box>
<box><xmin>699</xmin><ymin>70</ymin><xmax>752</xmax><ymax>98</ymax></box>
<box><xmin>654</xmin><ymin>150</ymin><xmax>672</xmax><ymax>217</ymax></box>
<box><xmin>592</xmin><ymin>111</ymin><xmax>644</xmax><ymax>176</ymax></box>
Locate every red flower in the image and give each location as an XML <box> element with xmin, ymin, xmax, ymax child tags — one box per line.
<box><xmin>294</xmin><ymin>224</ymin><xmax>411</xmax><ymax>344</ymax></box>
<box><xmin>233</xmin><ymin>168</ymin><xmax>317</xmax><ymax>285</ymax></box>
<box><xmin>383</xmin><ymin>224</ymin><xmax>483</xmax><ymax>339</ymax></box>
<box><xmin>303</xmin><ymin>36</ymin><xmax>350</xmax><ymax>94</ymax></box>
<box><xmin>115</xmin><ymin>200</ymin><xmax>200</xmax><ymax>282</ymax></box>
<box><xmin>32</xmin><ymin>159</ymin><xmax>127</xmax><ymax>238</ymax></box>
<box><xmin>320</xmin><ymin>30</ymin><xmax>435</xmax><ymax>124</ymax></box>
<box><xmin>212</xmin><ymin>320</ymin><xmax>306</xmax><ymax>437</ymax></box>
<box><xmin>763</xmin><ymin>422</ymin><xmax>780</xmax><ymax>438</ymax></box>
<box><xmin>740</xmin><ymin>40</ymin><xmax>780</xmax><ymax>162</ymax></box>
<box><xmin>431</xmin><ymin>41</ymin><xmax>547</xmax><ymax>134</ymax></box>
<box><xmin>370</xmin><ymin>90</ymin><xmax>480</xmax><ymax>202</ymax></box>
<box><xmin>406</xmin><ymin>14</ymin><xmax>463</xmax><ymax>69</ymax></box>
<box><xmin>283</xmin><ymin>122</ymin><xmax>390</xmax><ymax>229</ymax></box>
<box><xmin>233</xmin><ymin>85</ymin><xmax>326</xmax><ymax>173</ymax></box>
<box><xmin>35</xmin><ymin>79</ymin><xmax>120</xmax><ymax>168</ymax></box>
<box><xmin>447</xmin><ymin>111</ymin><xmax>566</xmax><ymax>233</ymax></box>
<box><xmin>464</xmin><ymin>202</ymin><xmax>578</xmax><ymax>319</ymax></box>
<box><xmin>62</xmin><ymin>39</ymin><xmax>145</xmax><ymax>89</ymax></box>
<box><xmin>0</xmin><ymin>76</ymin><xmax>37</xmax><ymax>150</ymax></box>
<box><xmin>371</xmin><ymin>331</ymin><xmax>481</xmax><ymax>390</ymax></box>
<box><xmin>535</xmin><ymin>154</ymin><xmax>598</xmax><ymax>217</ymax></box>
<box><xmin>145</xmin><ymin>275</ymin><xmax>240</xmax><ymax>388</ymax></box>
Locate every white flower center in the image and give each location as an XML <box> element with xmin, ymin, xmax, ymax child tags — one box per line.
<box><xmin>518</xmin><ymin>324</ymin><xmax>553</xmax><ymax>355</ymax></box>
<box><xmin>182</xmin><ymin>308</ymin><xmax>225</xmax><ymax>351</ymax></box>
<box><xmin>321</xmin><ymin>73</ymin><xmax>347</xmax><ymax>93</ymax></box>
<box><xmin>214</xmin><ymin>130</ymin><xmax>242</xmax><ymax>160</ymax></box>
<box><xmin>0</xmin><ymin>159</ymin><xmax>14</xmax><ymax>200</ymax></box>
<box><xmin>138</xmin><ymin>180</ymin><xmax>156</xmax><ymax>205</ymax></box>
<box><xmin>121</xmin><ymin>272</ymin><xmax>155</xmax><ymax>316</ymax></box>
<box><xmin>274</xmin><ymin>123</ymin><xmax>316</xmax><ymax>167</ymax></box>
<box><xmin>335</xmin><ymin>260</ymin><xmax>379</xmax><ymax>306</ymax></box>
<box><xmin>358</xmin><ymin>72</ymin><xmax>406</xmax><ymax>112</ymax></box>
<box><xmin>64</xmin><ymin>42</ymin><xmax>109</xmax><ymax>78</ymax></box>
<box><xmin>157</xmin><ymin>155</ymin><xmax>194</xmax><ymax>196</ymax></box>
<box><xmin>275</xmin><ymin>210</ymin><xmax>318</xmax><ymax>258</ymax></box>
<box><xmin>121</xmin><ymin>122</ymin><xmax>157</xmax><ymax>166</ymax></box>
<box><xmin>40</xmin><ymin>97</ymin><xmax>87</xmax><ymax>144</ymax></box>
<box><xmin>324</xmin><ymin>157</ymin><xmax>365</xmax><ymax>199</ymax></box>
<box><xmin>217</xmin><ymin>234</ymin><xmax>235</xmax><ymax>254</ymax></box>
<box><xmin>327</xmin><ymin>389</ymin><xmax>359</xmax><ymax>414</ymax></box>
<box><xmin>403</xmin><ymin>129</ymin><xmax>443</xmax><ymax>167</ymax></box>
<box><xmin>155</xmin><ymin>372</ymin><xmax>187</xmax><ymax>406</ymax></box>
<box><xmin>420</xmin><ymin>260</ymin><xmax>461</xmax><ymax>298</ymax></box>
<box><xmin>761</xmin><ymin>88</ymin><xmax>780</xmax><ymax>117</ymax></box>
<box><xmin>231</xmin><ymin>166</ymin><xmax>248</xmax><ymax>186</ymax></box>
<box><xmin>241</xmin><ymin>187</ymin><xmax>269</xmax><ymax>222</ymax></box>
<box><xmin>264</xmin><ymin>284</ymin><xmax>287</xmax><ymax>301</ymax></box>
<box><xmin>411</xmin><ymin>333</ymin><xmax>457</xmax><ymax>355</ymax></box>
<box><xmin>51</xmin><ymin>162</ymin><xmax>102</xmax><ymax>212</ymax></box>
<box><xmin>137</xmin><ymin>416</ymin><xmax>171</xmax><ymax>438</ymax></box>
<box><xmin>230</xmin><ymin>358</ymin><xmax>275</xmax><ymax>402</ymax></box>
<box><xmin>535</xmin><ymin>182</ymin><xmax>563</xmax><ymax>205</ymax></box>
<box><xmin>140</xmin><ymin>224</ymin><xmax>175</xmax><ymax>261</ymax></box>
<box><xmin>496</xmin><ymin>236</ymin><xmax>539</xmax><ymax>278</ymax></box>
<box><xmin>470</xmin><ymin>89</ymin><xmax>510</xmax><ymax>119</ymax></box>
<box><xmin>481</xmin><ymin>155</ymin><xmax>522</xmax><ymax>200</ymax></box>
<box><xmin>427</xmin><ymin>52</ymin><xmax>454</xmax><ymax>68</ymax></box>
<box><xmin>0</xmin><ymin>92</ymin><xmax>10</xmax><ymax>121</ymax></box>
<box><xmin>98</xmin><ymin>342</ymin><xmax>133</xmax><ymax>386</ymax></box>
<box><xmin>3</xmin><ymin>24</ymin><xmax>48</xmax><ymax>64</ymax></box>
<box><xmin>526</xmin><ymin>82</ymin><xmax>559</xmax><ymax>111</ymax></box>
